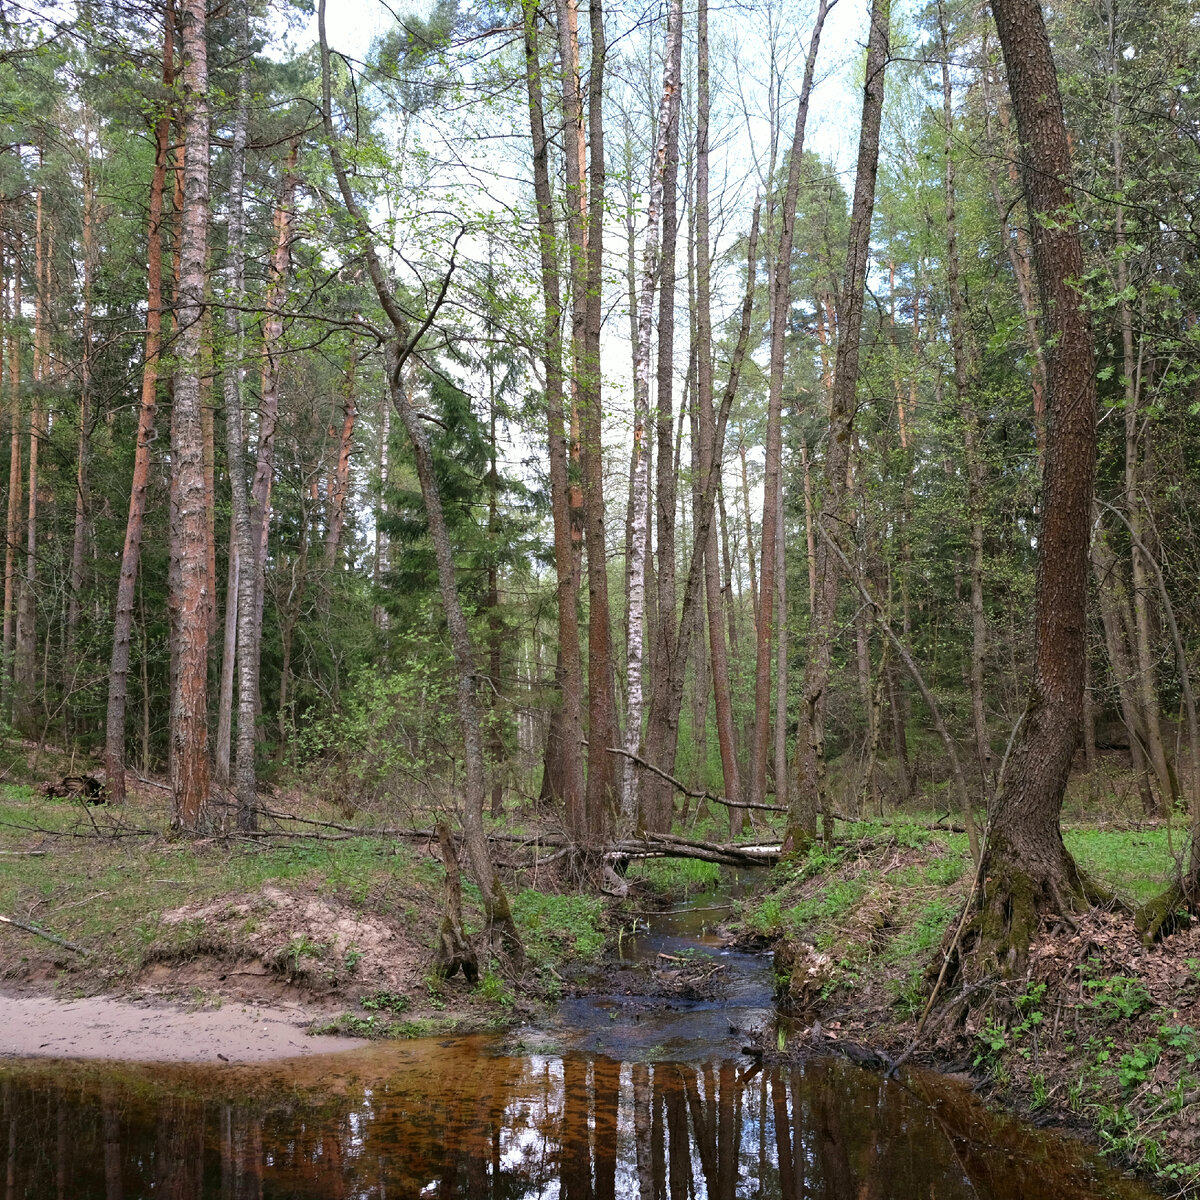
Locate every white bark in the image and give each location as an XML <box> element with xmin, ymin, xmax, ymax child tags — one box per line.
<box><xmin>621</xmin><ymin>0</ymin><xmax>684</xmax><ymax>824</ymax></box>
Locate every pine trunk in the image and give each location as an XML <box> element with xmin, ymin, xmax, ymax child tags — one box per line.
<box><xmin>169</xmin><ymin>0</ymin><xmax>212</xmax><ymax>831</ymax></box>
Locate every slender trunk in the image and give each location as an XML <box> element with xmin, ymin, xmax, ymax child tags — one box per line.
<box><xmin>320</xmin><ymin>0</ymin><xmax>521</xmax><ymax>955</ymax></box>
<box><xmin>1106</xmin><ymin>11</ymin><xmax>1173</xmax><ymax>817</ymax></box>
<box><xmin>1092</xmin><ymin>522</ymin><xmax>1157</xmax><ymax>811</ymax></box>
<box><xmin>696</xmin><ymin>0</ymin><xmax>742</xmax><ymax>832</ymax></box>
<box><xmin>800</xmin><ymin>436</ymin><xmax>816</xmax><ymax>612</ymax></box>
<box><xmin>13</xmin><ymin>179</ymin><xmax>45</xmax><ymax>734</ymax></box>
<box><xmin>487</xmin><ymin>377</ymin><xmax>504</xmax><ymax>818</ymax></box>
<box><xmin>622</xmin><ymin>0</ymin><xmax>683</xmax><ymax>825</ymax></box>
<box><xmin>524</xmin><ymin>0</ymin><xmax>584</xmax><ymax>833</ymax></box>
<box><xmin>249</xmin><ymin>141</ymin><xmax>299</xmax><ymax>677</ymax></box>
<box><xmin>739</xmin><ymin>441</ymin><xmax>758</xmax><ymax>630</ymax></box>
<box><xmin>939</xmin><ymin>0</ymin><xmax>990</xmax><ymax>809</ymax></box>
<box><xmin>107</xmin><ymin>9</ymin><xmax>171</xmax><ymax>802</ymax></box>
<box><xmin>644</xmin><ymin>16</ymin><xmax>684</xmax><ymax>828</ymax></box>
<box><xmin>791</xmin><ymin>0</ymin><xmax>887</xmax><ymax>846</ymax></box>
<box><xmin>169</xmin><ymin>0</ymin><xmax>212</xmax><ymax>830</ymax></box>
<box><xmin>773</xmin><ymin>471</ymin><xmax>788</xmax><ymax>802</ymax></box>
<box><xmin>69</xmin><ymin>139</ymin><xmax>97</xmax><ymax>677</ymax></box>
<box><xmin>220</xmin><ymin>8</ymin><xmax>258</xmax><ymax>829</ymax></box>
<box><xmin>3</xmin><ymin>233</ymin><xmax>20</xmax><ymax>714</ymax></box>
<box><xmin>751</xmin><ymin>0</ymin><xmax>833</xmax><ymax>811</ymax></box>
<box><xmin>323</xmin><ymin>350</ymin><xmax>357</xmax><ymax>570</ymax></box>
<box><xmin>580</xmin><ymin>0</ymin><xmax>618</xmax><ymax>845</ymax></box>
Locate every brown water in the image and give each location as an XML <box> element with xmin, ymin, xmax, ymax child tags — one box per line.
<box><xmin>0</xmin><ymin>888</ymin><xmax>1162</xmax><ymax>1199</ymax></box>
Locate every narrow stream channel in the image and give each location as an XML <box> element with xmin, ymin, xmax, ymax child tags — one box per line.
<box><xmin>0</xmin><ymin>885</ymin><xmax>1162</xmax><ymax>1198</ymax></box>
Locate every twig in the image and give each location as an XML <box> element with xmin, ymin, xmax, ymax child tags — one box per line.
<box><xmin>0</xmin><ymin>913</ymin><xmax>89</xmax><ymax>955</ymax></box>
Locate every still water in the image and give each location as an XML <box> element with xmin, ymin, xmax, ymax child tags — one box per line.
<box><xmin>0</xmin><ymin>893</ymin><xmax>1161</xmax><ymax>1199</ymax></box>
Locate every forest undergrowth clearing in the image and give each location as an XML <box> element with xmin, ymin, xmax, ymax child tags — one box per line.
<box><xmin>749</xmin><ymin>815</ymin><xmax>1198</xmax><ymax>1192</ymax></box>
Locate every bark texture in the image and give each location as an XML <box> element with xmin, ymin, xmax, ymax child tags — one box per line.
<box><xmin>958</xmin><ymin>0</ymin><xmax>1105</xmax><ymax>977</ymax></box>
<box><xmin>169</xmin><ymin>0</ymin><xmax>212</xmax><ymax>831</ymax></box>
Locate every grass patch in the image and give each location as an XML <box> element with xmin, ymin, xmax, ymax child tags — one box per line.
<box><xmin>625</xmin><ymin>857</ymin><xmax>722</xmax><ymax>895</ymax></box>
<box><xmin>1064</xmin><ymin>828</ymin><xmax>1177</xmax><ymax>905</ymax></box>
<box><xmin>510</xmin><ymin>890</ymin><xmax>605</xmax><ymax>966</ymax></box>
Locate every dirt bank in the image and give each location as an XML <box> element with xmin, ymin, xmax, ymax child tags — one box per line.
<box><xmin>0</xmin><ymin>991</ymin><xmax>366</xmax><ymax>1062</ymax></box>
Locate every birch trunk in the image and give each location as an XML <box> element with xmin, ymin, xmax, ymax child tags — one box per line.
<box><xmin>621</xmin><ymin>0</ymin><xmax>683</xmax><ymax>825</ymax></box>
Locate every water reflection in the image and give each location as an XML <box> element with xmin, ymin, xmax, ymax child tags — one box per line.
<box><xmin>2</xmin><ymin>1042</ymin><xmax>1156</xmax><ymax>1199</ymax></box>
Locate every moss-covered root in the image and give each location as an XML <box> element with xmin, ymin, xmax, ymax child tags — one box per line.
<box><xmin>952</xmin><ymin>854</ymin><xmax>1114</xmax><ymax>983</ymax></box>
<box><xmin>1135</xmin><ymin>879</ymin><xmax>1195</xmax><ymax>945</ymax></box>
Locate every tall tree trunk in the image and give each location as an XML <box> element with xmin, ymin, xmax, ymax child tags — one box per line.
<box><xmin>750</xmin><ymin>0</ymin><xmax>832</xmax><ymax>812</ymax></box>
<box><xmin>3</xmin><ymin>233</ymin><xmax>21</xmax><ymax>716</ymax></box>
<box><xmin>739</xmin><ymin>441</ymin><xmax>758</xmax><ymax>630</ymax></box>
<box><xmin>622</xmin><ymin>0</ymin><xmax>683</xmax><ymax>826</ymax></box>
<box><xmin>524</xmin><ymin>0</ymin><xmax>585</xmax><ymax>835</ymax></box>
<box><xmin>696</xmin><ymin>0</ymin><xmax>742</xmax><ymax>831</ymax></box>
<box><xmin>169</xmin><ymin>0</ymin><xmax>213</xmax><ymax>831</ymax></box>
<box><xmin>773</xmin><ymin>472</ymin><xmax>788</xmax><ymax>803</ymax></box>
<box><xmin>939</xmin><ymin>0</ymin><xmax>990</xmax><ymax>811</ymax></box>
<box><xmin>68</xmin><ymin>135</ymin><xmax>97</xmax><ymax>681</ymax></box>
<box><xmin>580</xmin><ymin>0</ymin><xmax>618</xmax><ymax>846</ymax></box>
<box><xmin>1092</xmin><ymin>523</ymin><xmax>1158</xmax><ymax>813</ymax></box>
<box><xmin>790</xmin><ymin>0</ymin><xmax>888</xmax><ymax>847</ymax></box>
<box><xmin>13</xmin><ymin>178</ymin><xmax>46</xmax><ymax>735</ymax></box>
<box><xmin>958</xmin><ymin>0</ymin><xmax>1105</xmax><ymax>978</ymax></box>
<box><xmin>1107</xmin><ymin>7</ymin><xmax>1174</xmax><ymax>817</ymax></box>
<box><xmin>319</xmin><ymin>0</ymin><xmax>521</xmax><ymax>955</ymax></box>
<box><xmin>218</xmin><ymin>8</ymin><xmax>259</xmax><ymax>829</ymax></box>
<box><xmin>249</xmin><ymin>141</ymin><xmax>299</xmax><ymax>678</ymax></box>
<box><xmin>487</xmin><ymin>371</ymin><xmax>504</xmax><ymax>819</ymax></box>
<box><xmin>324</xmin><ymin>347</ymin><xmax>357</xmax><ymax>570</ymax></box>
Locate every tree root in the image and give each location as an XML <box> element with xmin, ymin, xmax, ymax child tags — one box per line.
<box><xmin>1135</xmin><ymin>878</ymin><xmax>1196</xmax><ymax>945</ymax></box>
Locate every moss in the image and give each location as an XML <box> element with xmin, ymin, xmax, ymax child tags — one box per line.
<box><xmin>1135</xmin><ymin>882</ymin><xmax>1188</xmax><ymax>945</ymax></box>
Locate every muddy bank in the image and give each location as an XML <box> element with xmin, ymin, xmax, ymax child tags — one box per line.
<box><xmin>0</xmin><ymin>990</ymin><xmax>365</xmax><ymax>1061</ymax></box>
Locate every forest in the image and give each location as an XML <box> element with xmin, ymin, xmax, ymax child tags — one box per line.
<box><xmin>2</xmin><ymin>0</ymin><xmax>1200</xmax><ymax>1188</ymax></box>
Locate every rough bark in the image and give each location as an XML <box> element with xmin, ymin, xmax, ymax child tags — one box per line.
<box><xmin>622</xmin><ymin>0</ymin><xmax>683</xmax><ymax>826</ymax></box>
<box><xmin>956</xmin><ymin>0</ymin><xmax>1106</xmax><ymax>979</ymax></box>
<box><xmin>169</xmin><ymin>0</ymin><xmax>213</xmax><ymax>831</ymax></box>
<box><xmin>751</xmin><ymin>0</ymin><xmax>833</xmax><ymax>812</ymax></box>
<box><xmin>790</xmin><ymin>0</ymin><xmax>887</xmax><ymax>848</ymax></box>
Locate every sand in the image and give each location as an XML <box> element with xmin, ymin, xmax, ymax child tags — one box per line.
<box><xmin>0</xmin><ymin>991</ymin><xmax>365</xmax><ymax>1062</ymax></box>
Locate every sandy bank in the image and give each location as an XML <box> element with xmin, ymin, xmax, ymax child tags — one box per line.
<box><xmin>0</xmin><ymin>991</ymin><xmax>365</xmax><ymax>1062</ymax></box>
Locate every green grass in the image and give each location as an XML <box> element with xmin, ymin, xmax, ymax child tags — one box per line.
<box><xmin>510</xmin><ymin>889</ymin><xmax>605</xmax><ymax>965</ymax></box>
<box><xmin>1064</xmin><ymin>828</ymin><xmax>1178</xmax><ymax>905</ymax></box>
<box><xmin>625</xmin><ymin>856</ymin><xmax>722</xmax><ymax>895</ymax></box>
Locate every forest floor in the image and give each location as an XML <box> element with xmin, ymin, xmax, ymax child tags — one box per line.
<box><xmin>743</xmin><ymin>781</ymin><xmax>1199</xmax><ymax>1196</ymax></box>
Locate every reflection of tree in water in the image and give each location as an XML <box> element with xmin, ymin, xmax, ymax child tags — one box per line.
<box><xmin>2</xmin><ymin>1053</ymin><xmax>1157</xmax><ymax>1199</ymax></box>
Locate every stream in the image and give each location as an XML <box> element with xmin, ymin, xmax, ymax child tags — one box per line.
<box><xmin>0</xmin><ymin>883</ymin><xmax>1162</xmax><ymax>1198</ymax></box>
